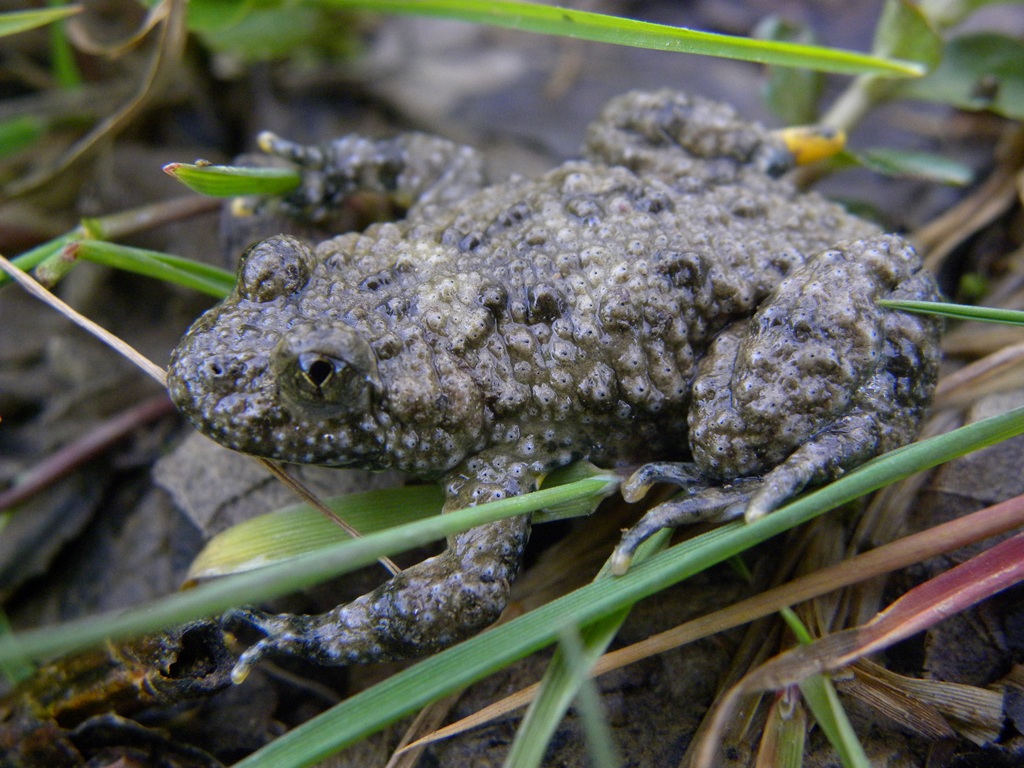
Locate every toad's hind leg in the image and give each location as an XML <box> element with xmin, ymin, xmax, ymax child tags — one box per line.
<box><xmin>227</xmin><ymin>458</ymin><xmax>533</xmax><ymax>680</ymax></box>
<box><xmin>583</xmin><ymin>89</ymin><xmax>795</xmax><ymax>177</ymax></box>
<box><xmin>612</xmin><ymin>236</ymin><xmax>941</xmax><ymax>573</ymax></box>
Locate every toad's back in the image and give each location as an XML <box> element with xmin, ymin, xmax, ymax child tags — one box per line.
<box><xmin>225</xmin><ymin>157</ymin><xmax>876</xmax><ymax>473</ymax></box>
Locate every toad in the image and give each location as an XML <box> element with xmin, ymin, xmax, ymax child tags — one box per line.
<box><xmin>167</xmin><ymin>91</ymin><xmax>941</xmax><ymax>675</ymax></box>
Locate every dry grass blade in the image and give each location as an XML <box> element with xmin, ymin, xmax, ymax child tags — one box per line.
<box><xmin>835</xmin><ymin>665</ymin><xmax>957</xmax><ymax>740</ymax></box>
<box><xmin>402</xmin><ymin>492</ymin><xmax>1024</xmax><ymax>753</ymax></box>
<box><xmin>0</xmin><ymin>394</ymin><xmax>174</xmax><ymax>512</ymax></box>
<box><xmin>385</xmin><ymin>690</ymin><xmax>465</xmax><ymax>768</ymax></box>
<box><xmin>0</xmin><ymin>254</ymin><xmax>167</xmax><ymax>385</ymax></box>
<box><xmin>755</xmin><ymin>687</ymin><xmax>806</xmax><ymax>768</ymax></box>
<box><xmin>933</xmin><ymin>341</ymin><xmax>1024</xmax><ymax>408</ymax></box>
<box><xmin>255</xmin><ymin>459</ymin><xmax>402</xmax><ymax>576</ymax></box>
<box><xmin>694</xmin><ymin>528</ymin><xmax>1024</xmax><ymax>767</ymax></box>
<box><xmin>65</xmin><ymin>0</ymin><xmax>168</xmax><ymax>55</ymax></box>
<box><xmin>85</xmin><ymin>195</ymin><xmax>223</xmax><ymax>241</ymax></box>
<box><xmin>847</xmin><ymin>659</ymin><xmax>1003</xmax><ymax>744</ymax></box>
<box><xmin>386</xmin><ymin>593</ymin><xmax>537</xmax><ymax>765</ymax></box>
<box><xmin>915</xmin><ymin>126</ymin><xmax>1024</xmax><ymax>270</ymax></box>
<box><xmin>4</xmin><ymin>0</ymin><xmax>189</xmax><ymax>198</ymax></box>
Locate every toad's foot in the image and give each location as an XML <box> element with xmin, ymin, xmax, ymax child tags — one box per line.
<box><xmin>611</xmin><ymin>464</ymin><xmax>763</xmax><ymax>575</ymax></box>
<box><xmin>610</xmin><ymin>416</ymin><xmax>876</xmax><ymax>575</ymax></box>
<box><xmin>254</xmin><ymin>131</ymin><xmax>485</xmax><ymax>224</ymax></box>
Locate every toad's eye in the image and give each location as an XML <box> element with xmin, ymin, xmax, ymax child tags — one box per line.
<box><xmin>274</xmin><ymin>323</ymin><xmax>380</xmax><ymax>412</ymax></box>
<box><xmin>238</xmin><ymin>235</ymin><xmax>313</xmax><ymax>302</ymax></box>
<box><xmin>300</xmin><ymin>355</ymin><xmax>337</xmax><ymax>388</ymax></box>
<box><xmin>291</xmin><ymin>352</ymin><xmax>361</xmax><ymax>404</ymax></box>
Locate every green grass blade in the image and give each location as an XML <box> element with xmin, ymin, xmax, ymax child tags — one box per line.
<box><xmin>0</xmin><ymin>6</ymin><xmax>80</xmax><ymax>37</ymax></box>
<box><xmin>191</xmin><ymin>464</ymin><xmax>609</xmax><ymax>579</ymax></box>
<box><xmin>231</xmin><ymin>404</ymin><xmax>1024</xmax><ymax>768</ymax></box>
<box><xmin>504</xmin><ymin>531</ymin><xmax>670</xmax><ymax>768</ymax></box>
<box><xmin>855</xmin><ymin>148</ymin><xmax>973</xmax><ymax>185</ymax></box>
<box><xmin>188</xmin><ymin>485</ymin><xmax>444</xmax><ymax>579</ymax></box>
<box><xmin>163</xmin><ymin>162</ymin><xmax>302</xmax><ymax>197</ymax></box>
<box><xmin>319</xmin><ymin>0</ymin><xmax>925</xmax><ymax>77</ymax></box>
<box><xmin>0</xmin><ymin>115</ymin><xmax>48</xmax><ymax>160</ymax></box>
<box><xmin>781</xmin><ymin>608</ymin><xmax>869</xmax><ymax>768</ymax></box>
<box><xmin>798</xmin><ymin>673</ymin><xmax>870</xmax><ymax>768</ymax></box>
<box><xmin>0</xmin><ymin>611</ymin><xmax>35</xmax><ymax>685</ymax></box>
<box><xmin>880</xmin><ymin>299</ymin><xmax>1024</xmax><ymax>325</ymax></box>
<box><xmin>47</xmin><ymin>0</ymin><xmax>81</xmax><ymax>87</ymax></box>
<box><xmin>550</xmin><ymin>627</ymin><xmax>622</xmax><ymax>768</ymax></box>
<box><xmin>66</xmin><ymin>240</ymin><xmax>236</xmax><ymax>297</ymax></box>
<box><xmin>533</xmin><ymin>461</ymin><xmax>618</xmax><ymax>523</ymax></box>
<box><xmin>760</xmin><ymin>689</ymin><xmax>807</xmax><ymax>768</ymax></box>
<box><xmin>0</xmin><ymin>234</ymin><xmax>77</xmax><ymax>290</ymax></box>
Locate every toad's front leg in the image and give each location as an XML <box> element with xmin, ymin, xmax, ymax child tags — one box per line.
<box><xmin>227</xmin><ymin>458</ymin><xmax>534</xmax><ymax>680</ymax></box>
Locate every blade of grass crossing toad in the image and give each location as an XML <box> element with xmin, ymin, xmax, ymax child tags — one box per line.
<box><xmin>0</xmin><ymin>477</ymin><xmax>617</xmax><ymax>666</ymax></box>
<box><xmin>534</xmin><ymin>461</ymin><xmax>619</xmax><ymax>523</ymax></box>
<box><xmin>229</xmin><ymin>406</ymin><xmax>1024</xmax><ymax>768</ymax></box>
<box><xmin>321</xmin><ymin>0</ymin><xmax>924</xmax><ymax>77</ymax></box>
<box><xmin>192</xmin><ymin>467</ymin><xmax>606</xmax><ymax>580</ymax></box>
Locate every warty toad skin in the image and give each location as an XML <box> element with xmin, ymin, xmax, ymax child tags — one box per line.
<box><xmin>167</xmin><ymin>91</ymin><xmax>942</xmax><ymax>675</ymax></box>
